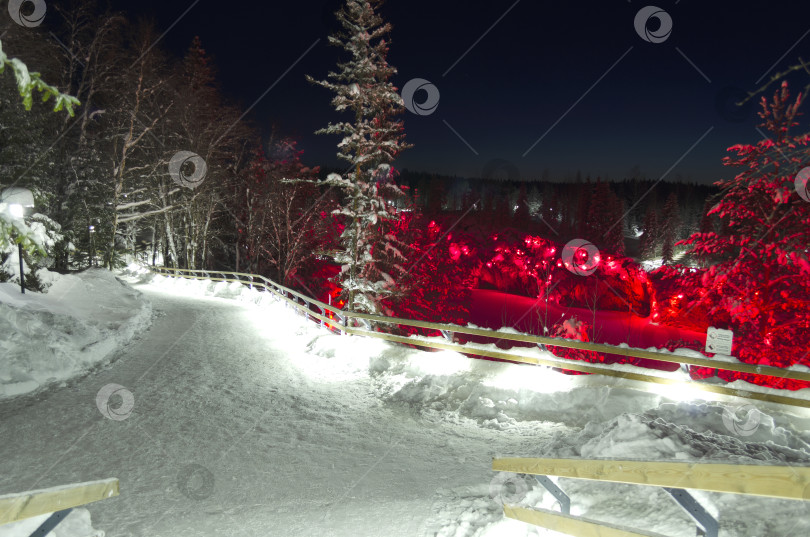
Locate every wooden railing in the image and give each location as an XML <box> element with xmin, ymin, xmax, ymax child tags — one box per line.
<box><xmin>145</xmin><ymin>266</ymin><xmax>810</xmax><ymax>409</ymax></box>
<box><xmin>0</xmin><ymin>478</ymin><xmax>119</xmax><ymax>536</ymax></box>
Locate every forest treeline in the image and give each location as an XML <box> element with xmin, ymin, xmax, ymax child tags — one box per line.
<box><xmin>0</xmin><ymin>0</ymin><xmax>713</xmax><ymax>287</ymax></box>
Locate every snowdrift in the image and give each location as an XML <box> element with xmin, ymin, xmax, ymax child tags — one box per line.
<box><xmin>0</xmin><ymin>269</ymin><xmax>152</xmax><ymax>400</ymax></box>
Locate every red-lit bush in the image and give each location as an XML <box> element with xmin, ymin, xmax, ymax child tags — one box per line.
<box><xmin>478</xmin><ymin>233</ymin><xmax>652</xmax><ymax>315</ymax></box>
<box><xmin>648</xmin><ymin>265</ymin><xmax>710</xmax><ymax>330</ymax></box>
<box><xmin>382</xmin><ymin>213</ymin><xmax>478</xmax><ymax>334</ymax></box>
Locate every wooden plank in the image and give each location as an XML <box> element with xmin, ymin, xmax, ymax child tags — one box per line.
<box><xmin>503</xmin><ymin>505</ymin><xmax>669</xmax><ymax>537</ymax></box>
<box><xmin>493</xmin><ymin>458</ymin><xmax>810</xmax><ymax>500</ymax></box>
<box><xmin>0</xmin><ymin>478</ymin><xmax>119</xmax><ymax>525</ymax></box>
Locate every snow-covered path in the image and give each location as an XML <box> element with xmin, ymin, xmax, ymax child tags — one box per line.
<box><xmin>0</xmin><ymin>285</ymin><xmax>556</xmax><ymax>536</ymax></box>
<box><xmin>1</xmin><ymin>274</ymin><xmax>809</xmax><ymax>537</ymax></box>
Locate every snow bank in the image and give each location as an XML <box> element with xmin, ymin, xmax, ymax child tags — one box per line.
<box><xmin>0</xmin><ymin>269</ymin><xmax>152</xmax><ymax>400</ymax></box>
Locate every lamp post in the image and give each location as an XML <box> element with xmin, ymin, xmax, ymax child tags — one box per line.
<box><xmin>1</xmin><ymin>187</ymin><xmax>35</xmax><ymax>294</ymax></box>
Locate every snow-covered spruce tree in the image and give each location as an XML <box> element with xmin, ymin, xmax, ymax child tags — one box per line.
<box><xmin>0</xmin><ymin>37</ymin><xmax>79</xmax><ymax>283</ymax></box>
<box><xmin>639</xmin><ymin>205</ymin><xmax>659</xmax><ymax>260</ymax></box>
<box><xmin>307</xmin><ymin>0</ymin><xmax>411</xmax><ymax>314</ymax></box>
<box><xmin>585</xmin><ymin>179</ymin><xmax>625</xmax><ymax>255</ymax></box>
<box><xmin>680</xmin><ymin>81</ymin><xmax>810</xmax><ymax>387</ymax></box>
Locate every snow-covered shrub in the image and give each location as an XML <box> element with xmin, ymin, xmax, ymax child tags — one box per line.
<box><xmin>0</xmin><ymin>210</ymin><xmax>68</xmax><ymax>292</ymax></box>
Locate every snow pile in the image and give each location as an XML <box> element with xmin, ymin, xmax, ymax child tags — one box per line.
<box><xmin>0</xmin><ymin>269</ymin><xmax>152</xmax><ymax>400</ymax></box>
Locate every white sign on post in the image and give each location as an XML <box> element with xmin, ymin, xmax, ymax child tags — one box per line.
<box><xmin>706</xmin><ymin>327</ymin><xmax>734</xmax><ymax>355</ymax></box>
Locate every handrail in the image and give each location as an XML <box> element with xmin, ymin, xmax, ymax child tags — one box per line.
<box><xmin>145</xmin><ymin>266</ymin><xmax>810</xmax><ymax>408</ymax></box>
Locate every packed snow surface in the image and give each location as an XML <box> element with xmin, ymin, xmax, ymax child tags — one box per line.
<box><xmin>0</xmin><ymin>265</ymin><xmax>808</xmax><ymax>536</ymax></box>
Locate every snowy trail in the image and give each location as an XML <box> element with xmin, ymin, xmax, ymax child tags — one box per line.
<box><xmin>0</xmin><ymin>285</ymin><xmax>557</xmax><ymax>537</ymax></box>
<box><xmin>1</xmin><ymin>275</ymin><xmax>809</xmax><ymax>537</ymax></box>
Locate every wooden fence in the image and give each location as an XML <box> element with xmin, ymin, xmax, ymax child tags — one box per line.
<box><xmin>145</xmin><ymin>266</ymin><xmax>810</xmax><ymax>409</ymax></box>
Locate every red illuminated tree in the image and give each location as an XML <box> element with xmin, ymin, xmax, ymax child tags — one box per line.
<box><xmin>680</xmin><ymin>81</ymin><xmax>810</xmax><ymax>387</ymax></box>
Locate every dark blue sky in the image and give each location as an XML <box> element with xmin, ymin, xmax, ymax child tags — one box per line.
<box><xmin>110</xmin><ymin>0</ymin><xmax>810</xmax><ymax>184</ymax></box>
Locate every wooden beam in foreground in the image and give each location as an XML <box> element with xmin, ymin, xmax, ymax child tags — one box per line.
<box><xmin>493</xmin><ymin>458</ymin><xmax>810</xmax><ymax>501</ymax></box>
<box><xmin>0</xmin><ymin>478</ymin><xmax>119</xmax><ymax>525</ymax></box>
<box><xmin>503</xmin><ymin>505</ymin><xmax>669</xmax><ymax>537</ymax></box>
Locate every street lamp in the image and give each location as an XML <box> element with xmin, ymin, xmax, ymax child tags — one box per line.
<box><xmin>1</xmin><ymin>187</ymin><xmax>35</xmax><ymax>294</ymax></box>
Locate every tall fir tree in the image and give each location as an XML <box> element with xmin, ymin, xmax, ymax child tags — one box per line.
<box><xmin>307</xmin><ymin>0</ymin><xmax>411</xmax><ymax>314</ymax></box>
<box><xmin>586</xmin><ymin>179</ymin><xmax>625</xmax><ymax>254</ymax></box>
<box><xmin>639</xmin><ymin>205</ymin><xmax>659</xmax><ymax>259</ymax></box>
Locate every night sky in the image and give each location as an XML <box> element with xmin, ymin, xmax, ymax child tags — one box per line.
<box><xmin>108</xmin><ymin>0</ymin><xmax>810</xmax><ymax>184</ymax></box>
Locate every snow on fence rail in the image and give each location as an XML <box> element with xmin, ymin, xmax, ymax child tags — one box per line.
<box><xmin>492</xmin><ymin>457</ymin><xmax>810</xmax><ymax>536</ymax></box>
<box><xmin>146</xmin><ymin>266</ymin><xmax>810</xmax><ymax>409</ymax></box>
<box><xmin>0</xmin><ymin>478</ymin><xmax>119</xmax><ymax>535</ymax></box>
